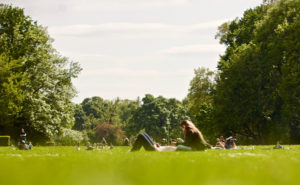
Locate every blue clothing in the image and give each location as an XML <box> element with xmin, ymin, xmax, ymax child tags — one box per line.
<box><xmin>131</xmin><ymin>133</ymin><xmax>155</xmax><ymax>151</ymax></box>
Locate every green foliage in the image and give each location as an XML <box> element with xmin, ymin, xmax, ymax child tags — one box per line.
<box><xmin>54</xmin><ymin>128</ymin><xmax>88</xmax><ymax>146</ymax></box>
<box><xmin>0</xmin><ymin>4</ymin><xmax>81</xmax><ymax>142</ymax></box>
<box><xmin>186</xmin><ymin>68</ymin><xmax>216</xmax><ymax>140</ymax></box>
<box><xmin>130</xmin><ymin>94</ymin><xmax>189</xmax><ymax>140</ymax></box>
<box><xmin>214</xmin><ymin>0</ymin><xmax>300</xmax><ymax>144</ymax></box>
<box><xmin>73</xmin><ymin>97</ymin><xmax>140</xmax><ymax>142</ymax></box>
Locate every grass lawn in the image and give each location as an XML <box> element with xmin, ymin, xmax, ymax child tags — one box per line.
<box><xmin>0</xmin><ymin>145</ymin><xmax>299</xmax><ymax>185</ymax></box>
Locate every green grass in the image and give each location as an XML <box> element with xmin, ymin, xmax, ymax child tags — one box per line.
<box><xmin>0</xmin><ymin>145</ymin><xmax>299</xmax><ymax>185</ymax></box>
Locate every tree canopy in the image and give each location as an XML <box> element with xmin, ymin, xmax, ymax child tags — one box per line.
<box><xmin>0</xmin><ymin>4</ymin><xmax>81</xmax><ymax>143</ymax></box>
<box><xmin>213</xmin><ymin>0</ymin><xmax>300</xmax><ymax>144</ymax></box>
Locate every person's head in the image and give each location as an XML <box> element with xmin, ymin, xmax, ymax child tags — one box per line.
<box><xmin>180</xmin><ymin>120</ymin><xmax>211</xmax><ymax>147</ymax></box>
<box><xmin>216</xmin><ymin>138</ymin><xmax>220</xmax><ymax>142</ymax></box>
<box><xmin>21</xmin><ymin>128</ymin><xmax>24</xmax><ymax>132</ymax></box>
<box><xmin>180</xmin><ymin>120</ymin><xmax>199</xmax><ymax>136</ymax></box>
<box><xmin>220</xmin><ymin>136</ymin><xmax>224</xmax><ymax>140</ymax></box>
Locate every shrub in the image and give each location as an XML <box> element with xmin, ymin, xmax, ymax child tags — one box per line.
<box><xmin>55</xmin><ymin>128</ymin><xmax>88</xmax><ymax>146</ymax></box>
<box><xmin>95</xmin><ymin>123</ymin><xmax>125</xmax><ymax>145</ymax></box>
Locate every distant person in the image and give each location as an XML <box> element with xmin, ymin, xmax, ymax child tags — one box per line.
<box><xmin>176</xmin><ymin>138</ymin><xmax>184</xmax><ymax>145</ymax></box>
<box><xmin>76</xmin><ymin>142</ymin><xmax>80</xmax><ymax>151</ymax></box>
<box><xmin>130</xmin><ymin>120</ymin><xmax>211</xmax><ymax>152</ymax></box>
<box><xmin>101</xmin><ymin>137</ymin><xmax>107</xmax><ymax>147</ymax></box>
<box><xmin>109</xmin><ymin>143</ymin><xmax>114</xmax><ymax>150</ymax></box>
<box><xmin>19</xmin><ymin>140</ymin><xmax>30</xmax><ymax>150</ymax></box>
<box><xmin>28</xmin><ymin>141</ymin><xmax>33</xmax><ymax>150</ymax></box>
<box><xmin>20</xmin><ymin>128</ymin><xmax>27</xmax><ymax>143</ymax></box>
<box><xmin>123</xmin><ymin>137</ymin><xmax>131</xmax><ymax>146</ymax></box>
<box><xmin>214</xmin><ymin>138</ymin><xmax>225</xmax><ymax>149</ymax></box>
<box><xmin>86</xmin><ymin>142</ymin><xmax>94</xmax><ymax>150</ymax></box>
<box><xmin>225</xmin><ymin>136</ymin><xmax>237</xmax><ymax>149</ymax></box>
<box><xmin>219</xmin><ymin>136</ymin><xmax>225</xmax><ymax>147</ymax></box>
<box><xmin>171</xmin><ymin>139</ymin><xmax>177</xmax><ymax>147</ymax></box>
<box><xmin>274</xmin><ymin>141</ymin><xmax>284</xmax><ymax>149</ymax></box>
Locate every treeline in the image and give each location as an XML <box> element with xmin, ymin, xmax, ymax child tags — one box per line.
<box><xmin>0</xmin><ymin>0</ymin><xmax>299</xmax><ymax>145</ymax></box>
<box><xmin>72</xmin><ymin>95</ymin><xmax>189</xmax><ymax>145</ymax></box>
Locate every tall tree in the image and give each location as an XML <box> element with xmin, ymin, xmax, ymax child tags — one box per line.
<box><xmin>0</xmin><ymin>4</ymin><xmax>81</xmax><ymax>142</ymax></box>
<box><xmin>186</xmin><ymin>67</ymin><xmax>216</xmax><ymax>139</ymax></box>
<box><xmin>214</xmin><ymin>0</ymin><xmax>300</xmax><ymax>144</ymax></box>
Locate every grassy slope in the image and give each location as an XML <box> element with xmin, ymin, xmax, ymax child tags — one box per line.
<box><xmin>0</xmin><ymin>146</ymin><xmax>299</xmax><ymax>185</ymax></box>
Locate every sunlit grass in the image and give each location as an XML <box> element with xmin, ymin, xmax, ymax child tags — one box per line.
<box><xmin>0</xmin><ymin>145</ymin><xmax>299</xmax><ymax>185</ymax></box>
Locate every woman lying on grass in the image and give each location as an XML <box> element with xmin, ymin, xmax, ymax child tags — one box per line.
<box><xmin>130</xmin><ymin>120</ymin><xmax>212</xmax><ymax>152</ymax></box>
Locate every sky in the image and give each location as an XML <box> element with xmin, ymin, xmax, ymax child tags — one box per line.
<box><xmin>3</xmin><ymin>0</ymin><xmax>262</xmax><ymax>103</ymax></box>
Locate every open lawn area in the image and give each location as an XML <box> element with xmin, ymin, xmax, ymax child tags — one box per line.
<box><xmin>0</xmin><ymin>146</ymin><xmax>299</xmax><ymax>185</ymax></box>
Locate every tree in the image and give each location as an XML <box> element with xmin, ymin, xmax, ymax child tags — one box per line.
<box><xmin>0</xmin><ymin>4</ymin><xmax>81</xmax><ymax>142</ymax></box>
<box><xmin>95</xmin><ymin>123</ymin><xmax>125</xmax><ymax>145</ymax></box>
<box><xmin>130</xmin><ymin>94</ymin><xmax>189</xmax><ymax>141</ymax></box>
<box><xmin>214</xmin><ymin>0</ymin><xmax>300</xmax><ymax>144</ymax></box>
<box><xmin>186</xmin><ymin>67</ymin><xmax>216</xmax><ymax>139</ymax></box>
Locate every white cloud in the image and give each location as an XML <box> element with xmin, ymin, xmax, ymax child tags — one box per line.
<box><xmin>48</xmin><ymin>20</ymin><xmax>227</xmax><ymax>38</ymax></box>
<box><xmin>160</xmin><ymin>44</ymin><xmax>225</xmax><ymax>55</ymax></box>
<box><xmin>4</xmin><ymin>0</ymin><xmax>192</xmax><ymax>14</ymax></box>
<box><xmin>81</xmin><ymin>68</ymin><xmax>159</xmax><ymax>77</ymax></box>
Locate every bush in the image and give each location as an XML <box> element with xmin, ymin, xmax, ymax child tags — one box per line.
<box><xmin>95</xmin><ymin>123</ymin><xmax>125</xmax><ymax>145</ymax></box>
<box><xmin>55</xmin><ymin>128</ymin><xmax>88</xmax><ymax>146</ymax></box>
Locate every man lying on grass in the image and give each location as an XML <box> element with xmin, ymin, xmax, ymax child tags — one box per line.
<box><xmin>130</xmin><ymin>120</ymin><xmax>212</xmax><ymax>152</ymax></box>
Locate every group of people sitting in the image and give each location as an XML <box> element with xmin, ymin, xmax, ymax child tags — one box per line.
<box><xmin>78</xmin><ymin>137</ymin><xmax>114</xmax><ymax>151</ymax></box>
<box><xmin>129</xmin><ymin>120</ymin><xmax>285</xmax><ymax>152</ymax></box>
<box><xmin>214</xmin><ymin>136</ymin><xmax>238</xmax><ymax>150</ymax></box>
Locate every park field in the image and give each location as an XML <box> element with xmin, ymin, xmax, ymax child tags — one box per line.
<box><xmin>0</xmin><ymin>146</ymin><xmax>299</xmax><ymax>185</ymax></box>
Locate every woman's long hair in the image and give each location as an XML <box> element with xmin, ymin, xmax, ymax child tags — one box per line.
<box><xmin>181</xmin><ymin>120</ymin><xmax>211</xmax><ymax>147</ymax></box>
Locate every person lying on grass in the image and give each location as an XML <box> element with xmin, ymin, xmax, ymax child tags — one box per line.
<box><xmin>130</xmin><ymin>120</ymin><xmax>212</xmax><ymax>152</ymax></box>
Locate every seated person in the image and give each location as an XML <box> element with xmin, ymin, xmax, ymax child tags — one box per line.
<box><xmin>109</xmin><ymin>143</ymin><xmax>114</xmax><ymax>150</ymax></box>
<box><xmin>176</xmin><ymin>138</ymin><xmax>184</xmax><ymax>145</ymax></box>
<box><xmin>213</xmin><ymin>138</ymin><xmax>225</xmax><ymax>149</ymax></box>
<box><xmin>225</xmin><ymin>136</ymin><xmax>237</xmax><ymax>149</ymax></box>
<box><xmin>101</xmin><ymin>137</ymin><xmax>107</xmax><ymax>148</ymax></box>
<box><xmin>123</xmin><ymin>137</ymin><xmax>131</xmax><ymax>146</ymax></box>
<box><xmin>76</xmin><ymin>142</ymin><xmax>80</xmax><ymax>151</ymax></box>
<box><xmin>19</xmin><ymin>140</ymin><xmax>30</xmax><ymax>150</ymax></box>
<box><xmin>274</xmin><ymin>141</ymin><xmax>284</xmax><ymax>149</ymax></box>
<box><xmin>171</xmin><ymin>139</ymin><xmax>177</xmax><ymax>147</ymax></box>
<box><xmin>86</xmin><ymin>142</ymin><xmax>94</xmax><ymax>150</ymax></box>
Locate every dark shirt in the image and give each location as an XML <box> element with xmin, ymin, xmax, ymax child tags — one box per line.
<box><xmin>20</xmin><ymin>131</ymin><xmax>27</xmax><ymax>141</ymax></box>
<box><xmin>183</xmin><ymin>131</ymin><xmax>207</xmax><ymax>151</ymax></box>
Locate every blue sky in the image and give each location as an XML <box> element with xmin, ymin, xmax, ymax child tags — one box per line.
<box><xmin>4</xmin><ymin>0</ymin><xmax>262</xmax><ymax>103</ymax></box>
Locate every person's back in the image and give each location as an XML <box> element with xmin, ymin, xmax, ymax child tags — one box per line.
<box><xmin>183</xmin><ymin>130</ymin><xmax>206</xmax><ymax>150</ymax></box>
